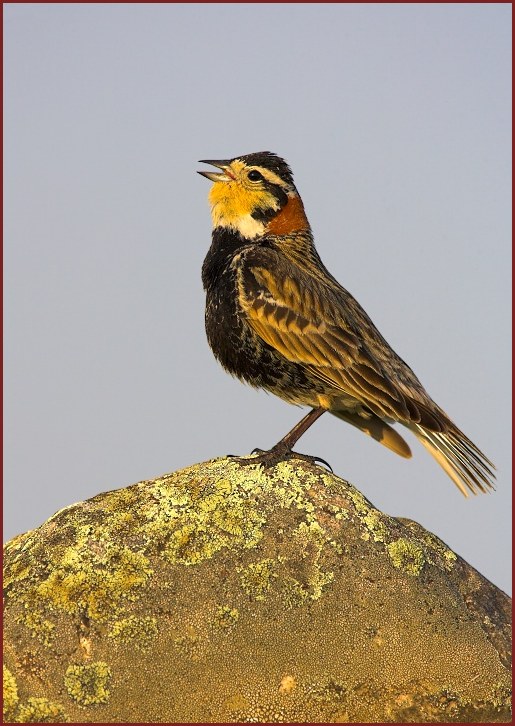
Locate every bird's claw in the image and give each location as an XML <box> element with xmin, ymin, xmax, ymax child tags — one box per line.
<box><xmin>230</xmin><ymin>447</ymin><xmax>333</xmax><ymax>472</ymax></box>
<box><xmin>309</xmin><ymin>455</ymin><xmax>333</xmax><ymax>473</ymax></box>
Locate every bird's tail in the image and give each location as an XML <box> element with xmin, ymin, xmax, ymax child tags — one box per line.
<box><xmin>410</xmin><ymin>424</ymin><xmax>496</xmax><ymax>497</ymax></box>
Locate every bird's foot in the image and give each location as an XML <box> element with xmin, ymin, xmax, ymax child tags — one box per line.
<box><xmin>230</xmin><ymin>446</ymin><xmax>333</xmax><ymax>472</ymax></box>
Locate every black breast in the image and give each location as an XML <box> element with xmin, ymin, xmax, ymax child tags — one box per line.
<box><xmin>201</xmin><ymin>228</ymin><xmax>285</xmax><ymax>388</ymax></box>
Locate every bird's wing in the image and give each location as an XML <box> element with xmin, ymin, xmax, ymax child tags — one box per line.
<box><xmin>239</xmin><ymin>254</ymin><xmax>495</xmax><ymax>496</ymax></box>
<box><xmin>239</xmin><ymin>256</ymin><xmax>421</xmax><ymax>423</ymax></box>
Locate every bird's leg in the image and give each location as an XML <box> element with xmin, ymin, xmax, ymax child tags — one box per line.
<box><xmin>233</xmin><ymin>407</ymin><xmax>332</xmax><ymax>469</ymax></box>
<box><xmin>267</xmin><ymin>407</ymin><xmax>327</xmax><ymax>452</ymax></box>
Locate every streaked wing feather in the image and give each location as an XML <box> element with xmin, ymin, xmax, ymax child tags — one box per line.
<box><xmin>240</xmin><ymin>255</ymin><xmax>495</xmax><ymax>496</ymax></box>
<box><xmin>243</xmin><ymin>264</ymin><xmax>411</xmax><ymax>421</ymax></box>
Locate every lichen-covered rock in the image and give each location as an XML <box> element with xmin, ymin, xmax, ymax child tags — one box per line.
<box><xmin>3</xmin><ymin>457</ymin><xmax>512</xmax><ymax>723</ymax></box>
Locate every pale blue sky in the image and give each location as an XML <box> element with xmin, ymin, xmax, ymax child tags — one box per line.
<box><xmin>4</xmin><ymin>4</ymin><xmax>512</xmax><ymax>593</ymax></box>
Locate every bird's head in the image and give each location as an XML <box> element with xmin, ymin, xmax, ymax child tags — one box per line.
<box><xmin>198</xmin><ymin>151</ymin><xmax>310</xmax><ymax>239</ymax></box>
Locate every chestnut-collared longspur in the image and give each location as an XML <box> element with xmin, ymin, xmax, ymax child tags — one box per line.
<box><xmin>198</xmin><ymin>151</ymin><xmax>495</xmax><ymax>496</ymax></box>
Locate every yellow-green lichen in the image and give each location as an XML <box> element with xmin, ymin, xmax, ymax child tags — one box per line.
<box><xmin>258</xmin><ymin>461</ymin><xmax>319</xmax><ymax>515</ymax></box>
<box><xmin>443</xmin><ymin>549</ymin><xmax>457</xmax><ymax>565</ymax></box>
<box><xmin>239</xmin><ymin>559</ymin><xmax>276</xmax><ymax>600</ymax></box>
<box><xmin>292</xmin><ymin>519</ymin><xmax>327</xmax><ymax>547</ymax></box>
<box><xmin>346</xmin><ymin>487</ymin><xmax>370</xmax><ymax>515</ymax></box>
<box><xmin>3</xmin><ymin>532</ymin><xmax>43</xmax><ymax>594</ymax></box>
<box><xmin>160</xmin><ymin>476</ymin><xmax>266</xmax><ymax>566</ymax></box>
<box><xmin>3</xmin><ymin>665</ymin><xmax>19</xmax><ymax>719</ymax></box>
<box><xmin>395</xmin><ymin>519</ymin><xmax>458</xmax><ymax>572</ymax></box>
<box><xmin>307</xmin><ymin>566</ymin><xmax>334</xmax><ymax>600</ymax></box>
<box><xmin>345</xmin><ymin>488</ymin><xmax>394</xmax><ymax>544</ymax></box>
<box><xmin>281</xmin><ymin>577</ymin><xmax>311</xmax><ymax>607</ymax></box>
<box><xmin>108</xmin><ymin>615</ymin><xmax>158</xmax><ymax>650</ymax></box>
<box><xmin>281</xmin><ymin>566</ymin><xmax>334</xmax><ymax>608</ymax></box>
<box><xmin>36</xmin><ymin>531</ymin><xmax>152</xmax><ymax>622</ymax></box>
<box><xmin>64</xmin><ymin>662</ymin><xmax>112</xmax><ymax>707</ymax></box>
<box><xmin>4</xmin><ymin>459</ymin><xmax>337</xmax><ymax>630</ymax></box>
<box><xmin>362</xmin><ymin>510</ymin><xmax>389</xmax><ymax>543</ymax></box>
<box><xmin>5</xmin><ymin>457</ymin><xmax>347</xmax><ymax>653</ymax></box>
<box><xmin>16</xmin><ymin>697</ymin><xmax>68</xmax><ymax>723</ymax></box>
<box><xmin>214</xmin><ymin>605</ymin><xmax>240</xmax><ymax>628</ymax></box>
<box><xmin>387</xmin><ymin>538</ymin><xmax>426</xmax><ymax>576</ymax></box>
<box><xmin>327</xmin><ymin>502</ymin><xmax>350</xmax><ymax>521</ymax></box>
<box><xmin>415</xmin><ymin>530</ymin><xmax>457</xmax><ymax>570</ymax></box>
<box><xmin>15</xmin><ymin>606</ymin><xmax>55</xmax><ymax>646</ymax></box>
<box><xmin>287</xmin><ymin>520</ymin><xmax>335</xmax><ymax>602</ymax></box>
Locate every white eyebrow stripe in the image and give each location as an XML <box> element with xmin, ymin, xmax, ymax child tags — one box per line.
<box><xmin>255</xmin><ymin>167</ymin><xmax>290</xmax><ymax>188</ymax></box>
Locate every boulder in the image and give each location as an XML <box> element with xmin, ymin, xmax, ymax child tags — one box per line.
<box><xmin>3</xmin><ymin>458</ymin><xmax>511</xmax><ymax>722</ymax></box>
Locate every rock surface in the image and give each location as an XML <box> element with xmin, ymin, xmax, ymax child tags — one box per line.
<box><xmin>3</xmin><ymin>457</ymin><xmax>512</xmax><ymax>723</ymax></box>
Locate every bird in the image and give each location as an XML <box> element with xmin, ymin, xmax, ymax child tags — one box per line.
<box><xmin>198</xmin><ymin>151</ymin><xmax>495</xmax><ymax>496</ymax></box>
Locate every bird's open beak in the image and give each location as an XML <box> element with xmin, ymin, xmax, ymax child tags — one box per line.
<box><xmin>198</xmin><ymin>159</ymin><xmax>235</xmax><ymax>182</ymax></box>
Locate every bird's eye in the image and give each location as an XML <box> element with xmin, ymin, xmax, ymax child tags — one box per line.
<box><xmin>247</xmin><ymin>169</ymin><xmax>264</xmax><ymax>182</ymax></box>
